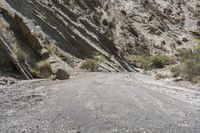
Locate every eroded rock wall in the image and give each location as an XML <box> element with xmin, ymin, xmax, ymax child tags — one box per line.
<box><xmin>0</xmin><ymin>0</ymin><xmax>199</xmax><ymax>79</ymax></box>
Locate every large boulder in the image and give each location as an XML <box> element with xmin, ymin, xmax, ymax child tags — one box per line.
<box><xmin>55</xmin><ymin>69</ymin><xmax>69</xmax><ymax>80</ymax></box>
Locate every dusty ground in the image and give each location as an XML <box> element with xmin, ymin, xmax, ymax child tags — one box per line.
<box><xmin>0</xmin><ymin>73</ymin><xmax>200</xmax><ymax>133</ymax></box>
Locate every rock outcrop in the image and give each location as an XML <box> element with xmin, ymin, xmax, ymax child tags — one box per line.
<box><xmin>0</xmin><ymin>0</ymin><xmax>199</xmax><ymax>79</ymax></box>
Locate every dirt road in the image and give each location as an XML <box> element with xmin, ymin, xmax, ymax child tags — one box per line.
<box><xmin>0</xmin><ymin>73</ymin><xmax>200</xmax><ymax>133</ymax></box>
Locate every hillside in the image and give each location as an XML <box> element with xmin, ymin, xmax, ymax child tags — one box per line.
<box><xmin>0</xmin><ymin>0</ymin><xmax>200</xmax><ymax>79</ymax></box>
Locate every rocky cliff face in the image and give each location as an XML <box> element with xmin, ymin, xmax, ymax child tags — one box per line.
<box><xmin>0</xmin><ymin>0</ymin><xmax>199</xmax><ymax>79</ymax></box>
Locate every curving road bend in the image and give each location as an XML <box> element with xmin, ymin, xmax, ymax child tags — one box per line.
<box><xmin>0</xmin><ymin>73</ymin><xmax>200</xmax><ymax>133</ymax></box>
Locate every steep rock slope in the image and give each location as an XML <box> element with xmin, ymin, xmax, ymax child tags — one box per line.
<box><xmin>99</xmin><ymin>0</ymin><xmax>200</xmax><ymax>55</ymax></box>
<box><xmin>0</xmin><ymin>0</ymin><xmax>200</xmax><ymax>79</ymax></box>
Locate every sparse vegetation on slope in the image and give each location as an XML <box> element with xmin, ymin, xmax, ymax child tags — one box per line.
<box><xmin>172</xmin><ymin>44</ymin><xmax>200</xmax><ymax>82</ymax></box>
<box><xmin>14</xmin><ymin>48</ymin><xmax>28</xmax><ymax>62</ymax></box>
<box><xmin>81</xmin><ymin>59</ymin><xmax>99</xmax><ymax>72</ymax></box>
<box><xmin>31</xmin><ymin>60</ymin><xmax>52</xmax><ymax>78</ymax></box>
<box><xmin>125</xmin><ymin>55</ymin><xmax>175</xmax><ymax>70</ymax></box>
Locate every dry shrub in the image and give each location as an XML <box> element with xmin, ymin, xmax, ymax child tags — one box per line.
<box><xmin>81</xmin><ymin>59</ymin><xmax>98</xmax><ymax>72</ymax></box>
<box><xmin>35</xmin><ymin>60</ymin><xmax>52</xmax><ymax>78</ymax></box>
<box><xmin>15</xmin><ymin>49</ymin><xmax>28</xmax><ymax>61</ymax></box>
<box><xmin>172</xmin><ymin>44</ymin><xmax>200</xmax><ymax>82</ymax></box>
<box><xmin>171</xmin><ymin>63</ymin><xmax>187</xmax><ymax>78</ymax></box>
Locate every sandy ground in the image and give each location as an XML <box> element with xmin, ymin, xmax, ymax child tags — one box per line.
<box><xmin>0</xmin><ymin>72</ymin><xmax>200</xmax><ymax>133</ymax></box>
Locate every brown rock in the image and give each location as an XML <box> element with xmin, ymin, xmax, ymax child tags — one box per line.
<box><xmin>55</xmin><ymin>69</ymin><xmax>69</xmax><ymax>80</ymax></box>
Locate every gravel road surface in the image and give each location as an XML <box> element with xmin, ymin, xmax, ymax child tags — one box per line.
<box><xmin>0</xmin><ymin>73</ymin><xmax>200</xmax><ymax>133</ymax></box>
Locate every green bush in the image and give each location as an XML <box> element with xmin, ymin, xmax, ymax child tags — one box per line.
<box><xmin>127</xmin><ymin>55</ymin><xmax>175</xmax><ymax>70</ymax></box>
<box><xmin>150</xmin><ymin>55</ymin><xmax>175</xmax><ymax>68</ymax></box>
<box><xmin>134</xmin><ymin>56</ymin><xmax>151</xmax><ymax>70</ymax></box>
<box><xmin>150</xmin><ymin>56</ymin><xmax>165</xmax><ymax>68</ymax></box>
<box><xmin>81</xmin><ymin>59</ymin><xmax>98</xmax><ymax>72</ymax></box>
